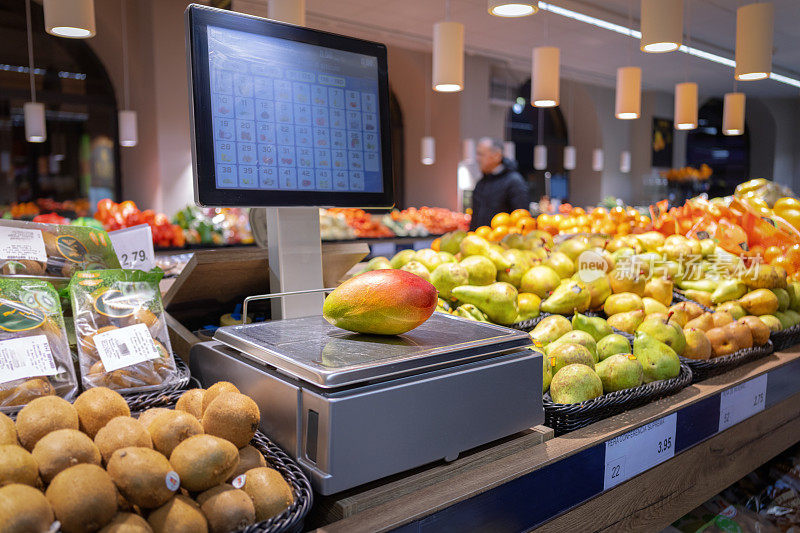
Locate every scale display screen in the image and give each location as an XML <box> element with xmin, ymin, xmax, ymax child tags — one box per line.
<box><xmin>186</xmin><ymin>5</ymin><xmax>394</xmax><ymax>207</ymax></box>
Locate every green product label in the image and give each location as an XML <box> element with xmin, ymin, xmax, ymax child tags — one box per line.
<box><xmin>0</xmin><ymin>299</ymin><xmax>45</xmax><ymax>332</ymax></box>
<box><xmin>56</xmin><ymin>235</ymin><xmax>88</xmax><ymax>263</ymax></box>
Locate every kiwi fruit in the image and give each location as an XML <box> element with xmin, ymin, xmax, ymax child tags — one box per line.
<box><xmin>202</xmin><ymin>392</ymin><xmax>260</xmax><ymax>448</ymax></box>
<box><xmin>175</xmin><ymin>389</ymin><xmax>204</xmax><ymax>419</ymax></box>
<box><xmin>169</xmin><ymin>435</ymin><xmax>239</xmax><ymax>492</ymax></box>
<box><xmin>74</xmin><ymin>387</ymin><xmax>131</xmax><ymax>438</ymax></box>
<box><xmin>15</xmin><ymin>395</ymin><xmax>80</xmax><ymax>450</ymax></box>
<box><xmin>99</xmin><ymin>512</ymin><xmax>154</xmax><ymax>533</ymax></box>
<box><xmin>242</xmin><ymin>467</ymin><xmax>294</xmax><ymax>521</ymax></box>
<box><xmin>134</xmin><ymin>308</ymin><xmax>158</xmax><ymax>329</ymax></box>
<box><xmin>0</xmin><ymin>483</ymin><xmax>54</xmax><ymax>532</ymax></box>
<box><xmin>80</xmin><ymin>326</ymin><xmax>120</xmax><ymax>359</ymax></box>
<box><xmin>201</xmin><ymin>382</ymin><xmax>239</xmax><ymax>414</ymax></box>
<box><xmin>46</xmin><ymin>464</ymin><xmax>117</xmax><ymax>532</ymax></box>
<box><xmin>0</xmin><ymin>445</ymin><xmax>39</xmax><ymax>487</ymax></box>
<box><xmin>106</xmin><ymin>447</ymin><xmax>178</xmax><ymax>509</ymax></box>
<box><xmin>88</xmin><ymin>361</ymin><xmax>163</xmax><ymax>390</ymax></box>
<box><xmin>0</xmin><ymin>378</ymin><xmax>55</xmax><ymax>406</ymax></box>
<box><xmin>148</xmin><ymin>410</ymin><xmax>203</xmax><ymax>457</ymax></box>
<box><xmin>0</xmin><ymin>411</ymin><xmax>17</xmax><ymax>445</ymax></box>
<box><xmin>137</xmin><ymin>408</ymin><xmax>171</xmax><ymax>430</ymax></box>
<box><xmin>94</xmin><ymin>416</ymin><xmax>152</xmax><ymax>463</ymax></box>
<box><xmin>227</xmin><ymin>445</ymin><xmax>267</xmax><ymax>482</ymax></box>
<box><xmin>197</xmin><ymin>484</ymin><xmax>255</xmax><ymax>533</ymax></box>
<box><xmin>148</xmin><ymin>495</ymin><xmax>208</xmax><ymax>533</ymax></box>
<box><xmin>32</xmin><ymin>428</ymin><xmax>102</xmax><ymax>483</ymax></box>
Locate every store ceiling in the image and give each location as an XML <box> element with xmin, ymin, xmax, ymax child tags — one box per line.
<box><xmin>305</xmin><ymin>0</ymin><xmax>800</xmax><ymax>99</ymax></box>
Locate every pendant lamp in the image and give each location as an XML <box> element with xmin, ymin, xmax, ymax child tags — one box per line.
<box><xmin>620</xmin><ymin>151</ymin><xmax>632</xmax><ymax>173</ymax></box>
<box><xmin>487</xmin><ymin>0</ymin><xmax>537</xmax><ymax>17</ymax></box>
<box><xmin>24</xmin><ymin>0</ymin><xmax>45</xmax><ymax>143</ymax></box>
<box><xmin>268</xmin><ymin>0</ymin><xmax>306</xmax><ymax>26</ymax></box>
<box><xmin>723</xmin><ymin>92</ymin><xmax>746</xmax><ymax>136</ymax></box>
<box><xmin>563</xmin><ymin>146</ymin><xmax>576</xmax><ymax>170</ymax></box>
<box><xmin>503</xmin><ymin>141</ymin><xmax>516</xmax><ymax>160</ymax></box>
<box><xmin>674</xmin><ymin>82</ymin><xmax>698</xmax><ymax>130</ymax></box>
<box><xmin>421</xmin><ymin>137</ymin><xmax>435</xmax><ymax>165</ymax></box>
<box><xmin>640</xmin><ymin>0</ymin><xmax>682</xmax><ymax>53</ymax></box>
<box><xmin>118</xmin><ymin>0</ymin><xmax>137</xmax><ymax>147</ymax></box>
<box><xmin>433</xmin><ymin>20</ymin><xmax>464</xmax><ymax>92</ymax></box>
<box><xmin>44</xmin><ymin>0</ymin><xmax>95</xmax><ymax>38</ymax></box>
<box><xmin>592</xmin><ymin>149</ymin><xmax>604</xmax><ymax>172</ymax></box>
<box><xmin>534</xmin><ymin>145</ymin><xmax>547</xmax><ymax>170</ymax></box>
<box><xmin>463</xmin><ymin>138</ymin><xmax>476</xmax><ymax>162</ymax></box>
<box><xmin>615</xmin><ymin>67</ymin><xmax>641</xmax><ymax>119</ymax></box>
<box><xmin>735</xmin><ymin>3</ymin><xmax>773</xmax><ymax>81</ymax></box>
<box><xmin>531</xmin><ymin>46</ymin><xmax>560</xmax><ymax>107</ymax></box>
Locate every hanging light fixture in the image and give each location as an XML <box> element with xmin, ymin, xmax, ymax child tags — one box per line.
<box><xmin>620</xmin><ymin>150</ymin><xmax>632</xmax><ymax>173</ymax></box>
<box><xmin>118</xmin><ymin>0</ymin><xmax>137</xmax><ymax>147</ymax></box>
<box><xmin>674</xmin><ymin>82</ymin><xmax>698</xmax><ymax>130</ymax></box>
<box><xmin>462</xmin><ymin>138</ymin><xmax>476</xmax><ymax>161</ymax></box>
<box><xmin>24</xmin><ymin>0</ymin><xmax>45</xmax><ymax>143</ymax></box>
<box><xmin>640</xmin><ymin>0</ymin><xmax>682</xmax><ymax>53</ymax></box>
<box><xmin>723</xmin><ymin>92</ymin><xmax>746</xmax><ymax>136</ymax></box>
<box><xmin>592</xmin><ymin>149</ymin><xmax>604</xmax><ymax>172</ymax></box>
<box><xmin>615</xmin><ymin>68</ymin><xmax>641</xmax><ymax>119</ymax></box>
<box><xmin>268</xmin><ymin>0</ymin><xmax>306</xmax><ymax>26</ymax></box>
<box><xmin>564</xmin><ymin>146</ymin><xmax>576</xmax><ymax>170</ymax></box>
<box><xmin>735</xmin><ymin>2</ymin><xmax>773</xmax><ymax>81</ymax></box>
<box><xmin>433</xmin><ymin>0</ymin><xmax>464</xmax><ymax>92</ymax></box>
<box><xmin>421</xmin><ymin>137</ymin><xmax>436</xmax><ymax>165</ymax></box>
<box><xmin>534</xmin><ymin>145</ymin><xmax>547</xmax><ymax>170</ymax></box>
<box><xmin>487</xmin><ymin>0</ymin><xmax>537</xmax><ymax>17</ymax></box>
<box><xmin>44</xmin><ymin>0</ymin><xmax>95</xmax><ymax>38</ymax></box>
<box><xmin>531</xmin><ymin>46</ymin><xmax>560</xmax><ymax>107</ymax></box>
<box><xmin>503</xmin><ymin>141</ymin><xmax>516</xmax><ymax>160</ymax></box>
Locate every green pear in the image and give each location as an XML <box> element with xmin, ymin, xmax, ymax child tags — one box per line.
<box><xmin>529</xmin><ymin>246</ymin><xmax>548</xmax><ymax>261</ymax></box>
<box><xmin>699</xmin><ymin>239</ymin><xmax>716</xmax><ymax>256</ymax></box>
<box><xmin>541</xmin><ymin>349</ymin><xmax>552</xmax><ymax>393</ymax></box>
<box><xmin>775</xmin><ymin>311</ymin><xmax>794</xmax><ymax>329</ymax></box>
<box><xmin>430</xmin><ymin>262</ymin><xmax>469</xmax><ymax>299</ymax></box>
<box><xmin>572</xmin><ymin>313</ymin><xmax>612</xmax><ymax>342</ymax></box>
<box><xmin>572</xmin><ymin>273</ymin><xmax>612</xmax><ymax>310</ymax></box>
<box><xmin>555</xmin><ymin>238</ymin><xmax>590</xmax><ymax>261</ymax></box>
<box><xmin>772</xmin><ymin>288</ymin><xmax>790</xmax><ymax>312</ymax></box>
<box><xmin>785</xmin><ymin>309</ymin><xmax>800</xmax><ymax>326</ymax></box>
<box><xmin>597</xmin><ymin>334</ymin><xmax>632</xmax><ymax>361</ymax></box>
<box><xmin>683</xmin><ymin>289</ymin><xmax>713</xmax><ymax>307</ymax></box>
<box><xmin>530</xmin><ymin>315</ymin><xmax>572</xmax><ymax>346</ymax></box>
<box><xmin>497</xmin><ymin>249</ymin><xmax>535</xmax><ymax>288</ymax></box>
<box><xmin>549</xmin><ymin>364</ymin><xmax>603</xmax><ymax>404</ymax></box>
<box><xmin>637</xmin><ymin>315</ymin><xmax>686</xmax><ymax>356</ymax></box>
<box><xmin>414</xmin><ymin>249</ymin><xmax>444</xmax><ymax>272</ymax></box>
<box><xmin>516</xmin><ymin>293</ymin><xmax>541</xmax><ymax>322</ymax></box>
<box><xmin>604</xmin><ymin>292</ymin><xmax>644</xmax><ymax>315</ymax></box>
<box><xmin>460</xmin><ymin>235</ymin><xmax>511</xmax><ymax>270</ymax></box>
<box><xmin>662</xmin><ymin>236</ymin><xmax>693</xmax><ymax>261</ymax></box>
<box><xmin>436</xmin><ymin>298</ymin><xmax>451</xmax><ymax>312</ymax></box>
<box><xmin>644</xmin><ymin>278</ymin><xmax>674</xmax><ymax>307</ymax></box>
<box><xmin>633</xmin><ymin>331</ymin><xmax>681</xmax><ymax>383</ymax></box>
<box><xmin>548</xmin><ymin>343</ymin><xmax>595</xmax><ymax>373</ymax></box>
<box><xmin>451</xmin><ymin>282</ymin><xmax>518</xmax><ymax>325</ymax></box>
<box><xmin>453</xmin><ymin>304</ymin><xmax>489</xmax><ymax>322</ymax></box>
<box><xmin>711</xmin><ymin>280</ymin><xmax>747</xmax><ymax>304</ymax></box>
<box><xmin>786</xmin><ymin>282</ymin><xmax>800</xmax><ymax>312</ymax></box>
<box><xmin>438</xmin><ymin>251</ymin><xmax>456</xmax><ymax>264</ymax></box>
<box><xmin>607</xmin><ymin>310</ymin><xmax>645</xmax><ymax>334</ymax></box>
<box><xmin>400</xmin><ymin>260</ymin><xmax>430</xmax><ymax>281</ymax></box>
<box><xmin>610</xmin><ymin>247</ymin><xmax>635</xmax><ymax>264</ymax></box>
<box><xmin>643</xmin><ymin>297</ymin><xmax>668</xmax><ymax>315</ymax></box>
<box><xmin>520</xmin><ymin>265</ymin><xmax>561</xmax><ymax>299</ymax></box>
<box><xmin>636</xmin><ymin>231</ymin><xmax>666</xmax><ymax>252</ymax></box>
<box><xmin>716</xmin><ymin>301</ymin><xmax>746</xmax><ymax>320</ymax></box>
<box><xmin>740</xmin><ymin>289</ymin><xmax>780</xmax><ymax>316</ymax></box>
<box><xmin>500</xmin><ymin>232</ymin><xmax>526</xmax><ymax>250</ymax></box>
<box><xmin>366</xmin><ymin>256</ymin><xmax>392</xmax><ymax>271</ymax></box>
<box><xmin>525</xmin><ymin>230</ymin><xmax>554</xmax><ymax>249</ymax></box>
<box><xmin>545</xmin><ymin>252</ymin><xmax>575</xmax><ymax>278</ymax></box>
<box><xmin>547</xmin><ymin>330</ymin><xmax>598</xmax><ymax>363</ymax></box>
<box><xmin>459</xmin><ymin>255</ymin><xmax>497</xmax><ymax>286</ymax></box>
<box><xmin>759</xmin><ymin>314</ymin><xmax>783</xmax><ymax>332</ymax></box>
<box><xmin>541</xmin><ymin>280</ymin><xmax>591</xmax><ymax>314</ymax></box>
<box><xmin>439</xmin><ymin>230</ymin><xmax>467</xmax><ymax>255</ymax></box>
<box><xmin>390</xmin><ymin>249</ymin><xmax>416</xmax><ymax>269</ymax></box>
<box><xmin>595</xmin><ymin>354</ymin><xmax>643</xmax><ymax>393</ymax></box>
<box><xmin>677</xmin><ymin>279</ymin><xmax>718</xmax><ymax>292</ymax></box>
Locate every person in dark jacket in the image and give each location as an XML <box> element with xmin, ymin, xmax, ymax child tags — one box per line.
<box><xmin>469</xmin><ymin>137</ymin><xmax>530</xmax><ymax>230</ymax></box>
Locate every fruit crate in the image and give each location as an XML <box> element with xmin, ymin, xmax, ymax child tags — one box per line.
<box><xmin>679</xmin><ymin>340</ymin><xmax>774</xmax><ymax>382</ymax></box>
<box><xmin>542</xmin><ymin>363</ymin><xmax>692</xmax><ymax>436</ymax></box>
<box><xmin>769</xmin><ymin>324</ymin><xmax>800</xmax><ymax>352</ymax></box>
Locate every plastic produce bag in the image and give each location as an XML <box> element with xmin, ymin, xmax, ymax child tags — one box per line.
<box><xmin>69</xmin><ymin>269</ymin><xmax>178</xmax><ymax>394</ymax></box>
<box><xmin>0</xmin><ymin>278</ymin><xmax>77</xmax><ymax>410</ymax></box>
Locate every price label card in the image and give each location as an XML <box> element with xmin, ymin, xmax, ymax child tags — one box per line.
<box><xmin>95</xmin><ymin>323</ymin><xmax>160</xmax><ymax>372</ymax></box>
<box><xmin>109</xmin><ymin>224</ymin><xmax>156</xmax><ymax>271</ymax></box>
<box><xmin>0</xmin><ymin>227</ymin><xmax>47</xmax><ymax>262</ymax></box>
<box><xmin>604</xmin><ymin>413</ymin><xmax>677</xmax><ymax>490</ymax></box>
<box><xmin>718</xmin><ymin>374</ymin><xmax>768</xmax><ymax>431</ymax></box>
<box><xmin>0</xmin><ymin>335</ymin><xmax>58</xmax><ymax>385</ymax></box>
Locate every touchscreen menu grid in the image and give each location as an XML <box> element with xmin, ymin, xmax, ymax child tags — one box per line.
<box><xmin>207</xmin><ymin>26</ymin><xmax>383</xmax><ymax>193</ymax></box>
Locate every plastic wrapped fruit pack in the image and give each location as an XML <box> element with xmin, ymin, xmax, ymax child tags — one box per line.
<box><xmin>69</xmin><ymin>269</ymin><xmax>179</xmax><ymax>394</ymax></box>
<box><xmin>0</xmin><ymin>278</ymin><xmax>78</xmax><ymax>410</ymax></box>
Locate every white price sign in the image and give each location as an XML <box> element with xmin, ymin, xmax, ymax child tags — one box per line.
<box><xmin>109</xmin><ymin>224</ymin><xmax>155</xmax><ymax>271</ymax></box>
<box><xmin>718</xmin><ymin>374</ymin><xmax>768</xmax><ymax>431</ymax></box>
<box><xmin>604</xmin><ymin>413</ymin><xmax>677</xmax><ymax>490</ymax></box>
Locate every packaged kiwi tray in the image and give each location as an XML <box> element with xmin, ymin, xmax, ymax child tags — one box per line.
<box><xmin>543</xmin><ymin>363</ymin><xmax>692</xmax><ymax>436</ymax></box>
<box><xmin>679</xmin><ymin>340</ymin><xmax>774</xmax><ymax>383</ymax></box>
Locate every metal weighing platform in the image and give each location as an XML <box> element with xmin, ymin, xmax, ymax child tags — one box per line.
<box><xmin>190</xmin><ymin>312</ymin><xmax>543</xmax><ymax>494</ymax></box>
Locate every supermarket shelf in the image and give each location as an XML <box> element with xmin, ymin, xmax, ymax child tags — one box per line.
<box><xmin>316</xmin><ymin>347</ymin><xmax>800</xmax><ymax>533</ymax></box>
<box><xmin>322</xmin><ymin>235</ymin><xmax>443</xmax><ymax>246</ymax></box>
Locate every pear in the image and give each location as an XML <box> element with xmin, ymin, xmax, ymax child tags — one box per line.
<box><xmin>544</xmin><ymin>252</ymin><xmax>575</xmax><ymax>279</ymax></box>
<box><xmin>662</xmin><ymin>236</ymin><xmax>693</xmax><ymax>261</ymax></box>
<box><xmin>706</xmin><ymin>325</ymin><xmax>740</xmax><ymax>357</ymax></box>
<box><xmin>541</xmin><ymin>350</ymin><xmax>552</xmax><ymax>393</ymax></box>
<box><xmin>739</xmin><ymin>289</ymin><xmax>779</xmax><ymax>316</ymax></box>
<box><xmin>759</xmin><ymin>314</ymin><xmax>783</xmax><ymax>332</ymax></box>
<box><xmin>547</xmin><ymin>331</ymin><xmax>598</xmax><ymax>363</ymax></box>
<box><xmin>682</xmin><ymin>328</ymin><xmax>712</xmax><ymax>359</ymax></box>
<box><xmin>459</xmin><ymin>255</ymin><xmax>497</xmax><ymax>286</ymax></box>
<box><xmin>530</xmin><ymin>315</ymin><xmax>572</xmax><ymax>346</ymax></box>
<box><xmin>572</xmin><ymin>313</ymin><xmax>612</xmax><ymax>342</ymax></box>
<box><xmin>430</xmin><ymin>262</ymin><xmax>469</xmax><ymax>299</ymax></box>
<box><xmin>716</xmin><ymin>301</ymin><xmax>746</xmax><ymax>320</ymax></box>
<box><xmin>529</xmin><ymin>246</ymin><xmax>548</xmax><ymax>261</ymax></box>
<box><xmin>520</xmin><ymin>265</ymin><xmax>562</xmax><ymax>299</ymax></box>
<box><xmin>603</xmin><ymin>293</ymin><xmax>644</xmax><ymax>316</ymax></box>
<box><xmin>516</xmin><ymin>293</ymin><xmax>541</xmax><ymax>322</ymax></box>
<box><xmin>683</xmin><ymin>289</ymin><xmax>713</xmax><ymax>307</ymax></box>
<box><xmin>439</xmin><ymin>230</ymin><xmax>467</xmax><ymax>255</ymax></box>
<box><xmin>436</xmin><ymin>298</ymin><xmax>451</xmax><ymax>312</ymax></box>
<box><xmin>500</xmin><ymin>232</ymin><xmax>526</xmax><ymax>250</ymax></box>
<box><xmin>711</xmin><ymin>280</ymin><xmax>747</xmax><ymax>304</ymax></box>
<box><xmin>608</xmin><ymin>268</ymin><xmax>646</xmax><ymax>296</ymax></box>
<box><xmin>607</xmin><ymin>310</ymin><xmax>645</xmax><ymax>334</ymax></box>
<box><xmin>775</xmin><ymin>311</ymin><xmax>794</xmax><ymax>329</ymax></box>
<box><xmin>643</xmin><ymin>297</ymin><xmax>668</xmax><ymax>316</ymax></box>
<box><xmin>667</xmin><ymin>308</ymin><xmax>689</xmax><ymax>328</ymax></box>
<box><xmin>400</xmin><ymin>261</ymin><xmax>430</xmax><ymax>281</ymax></box>
<box><xmin>669</xmin><ymin>302</ymin><xmax>704</xmax><ymax>321</ymax></box>
<box><xmin>685</xmin><ymin>312</ymin><xmax>714</xmax><ymax>332</ymax></box>
<box><xmin>451</xmin><ymin>282</ymin><xmax>518</xmax><ymax>325</ymax></box>
<box><xmin>549</xmin><ymin>364</ymin><xmax>603</xmax><ymax>404</ymax></box>
<box><xmin>772</xmin><ymin>288</ymin><xmax>790</xmax><ymax>312</ymax></box>
<box><xmin>453</xmin><ymin>304</ymin><xmax>489</xmax><ymax>322</ymax></box>
<box><xmin>633</xmin><ymin>331</ymin><xmax>681</xmax><ymax>383</ymax></box>
<box><xmin>610</xmin><ymin>247</ymin><xmax>635</xmax><ymax>264</ymax></box>
<box><xmin>743</xmin><ymin>264</ymin><xmax>787</xmax><ymax>290</ymax></box>
<box><xmin>738</xmin><ymin>316</ymin><xmax>770</xmax><ymax>345</ymax></box>
<box><xmin>573</xmin><ymin>273</ymin><xmax>612</xmax><ymax>310</ymax></box>
<box><xmin>686</xmin><ymin>238</ymin><xmax>703</xmax><ymax>256</ymax></box>
<box><xmin>644</xmin><ymin>278</ymin><xmax>674</xmax><ymax>307</ymax></box>
<box><xmin>785</xmin><ymin>309</ymin><xmax>800</xmax><ymax>325</ymax></box>
<box><xmin>677</xmin><ymin>279</ymin><xmax>718</xmax><ymax>292</ymax></box>
<box><xmin>460</xmin><ymin>235</ymin><xmax>511</xmax><ymax>270</ymax></box>
<box><xmin>438</xmin><ymin>251</ymin><xmax>456</xmax><ymax>264</ymax></box>
<box><xmin>729</xmin><ymin>321</ymin><xmax>753</xmax><ymax>349</ymax></box>
<box><xmin>711</xmin><ymin>310</ymin><xmax>734</xmax><ymax>328</ymax></box>
<box><xmin>525</xmin><ymin>230</ymin><xmax>554</xmax><ymax>249</ymax></box>
<box><xmin>699</xmin><ymin>239</ymin><xmax>716</xmax><ymax>256</ymax></box>
<box><xmin>498</xmin><ymin>249</ymin><xmax>535</xmax><ymax>288</ymax></box>
<box><xmin>597</xmin><ymin>334</ymin><xmax>632</xmax><ymax>361</ymax></box>
<box><xmin>415</xmin><ymin>249</ymin><xmax>444</xmax><ymax>272</ymax></box>
<box><xmin>596</xmin><ymin>354</ymin><xmax>643</xmax><ymax>393</ymax></box>
<box><xmin>366</xmin><ymin>256</ymin><xmax>392</xmax><ymax>271</ymax></box>
<box><xmin>636</xmin><ymin>231</ymin><xmax>666</xmax><ymax>252</ymax></box>
<box><xmin>548</xmin><ymin>343</ymin><xmax>595</xmax><ymax>373</ymax></box>
<box><xmin>541</xmin><ymin>280</ymin><xmax>591</xmax><ymax>314</ymax></box>
<box><xmin>555</xmin><ymin>239</ymin><xmax>590</xmax><ymax>261</ymax></box>
<box><xmin>637</xmin><ymin>315</ymin><xmax>686</xmax><ymax>356</ymax></box>
<box><xmin>390</xmin><ymin>249</ymin><xmax>416</xmax><ymax>269</ymax></box>
<box><xmin>786</xmin><ymin>282</ymin><xmax>800</xmax><ymax>312</ymax></box>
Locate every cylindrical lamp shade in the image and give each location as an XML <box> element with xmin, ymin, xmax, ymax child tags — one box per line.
<box><xmin>504</xmin><ymin>141</ymin><xmax>516</xmax><ymax>160</ymax></box>
<box><xmin>487</xmin><ymin>0</ymin><xmax>537</xmax><ymax>17</ymax></box>
<box><xmin>24</xmin><ymin>102</ymin><xmax>46</xmax><ymax>143</ymax></box>
<box><xmin>723</xmin><ymin>92</ymin><xmax>746</xmax><ymax>136</ymax></box>
<box><xmin>640</xmin><ymin>0</ymin><xmax>682</xmax><ymax>53</ymax></box>
<box><xmin>531</xmin><ymin>47</ymin><xmax>560</xmax><ymax>107</ymax></box>
<box><xmin>563</xmin><ymin>146</ymin><xmax>576</xmax><ymax>170</ymax></box>
<box><xmin>615</xmin><ymin>67</ymin><xmax>641</xmax><ymax>119</ymax></box>
<box><xmin>534</xmin><ymin>145</ymin><xmax>547</xmax><ymax>170</ymax></box>
<box><xmin>433</xmin><ymin>22</ymin><xmax>464</xmax><ymax>92</ymax></box>
<box><xmin>421</xmin><ymin>136</ymin><xmax>436</xmax><ymax>165</ymax></box>
<box><xmin>592</xmin><ymin>149</ymin><xmax>604</xmax><ymax>172</ymax></box>
<box><xmin>44</xmin><ymin>0</ymin><xmax>96</xmax><ymax>38</ymax></box>
<box><xmin>620</xmin><ymin>150</ymin><xmax>632</xmax><ymax>173</ymax></box>
<box><xmin>268</xmin><ymin>0</ymin><xmax>306</xmax><ymax>26</ymax></box>
<box><xmin>462</xmin><ymin>138</ymin><xmax>476</xmax><ymax>161</ymax></box>
<box><xmin>674</xmin><ymin>82</ymin><xmax>698</xmax><ymax>130</ymax></box>
<box><xmin>735</xmin><ymin>2</ymin><xmax>773</xmax><ymax>81</ymax></box>
<box><xmin>119</xmin><ymin>110</ymin><xmax>138</xmax><ymax>147</ymax></box>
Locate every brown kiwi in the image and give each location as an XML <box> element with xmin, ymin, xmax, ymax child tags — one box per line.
<box><xmin>169</xmin><ymin>435</ymin><xmax>239</xmax><ymax>492</ymax></box>
<box><xmin>94</xmin><ymin>416</ymin><xmax>152</xmax><ymax>463</ymax></box>
<box><xmin>0</xmin><ymin>411</ymin><xmax>18</xmax><ymax>445</ymax></box>
<box><xmin>175</xmin><ymin>389</ymin><xmax>204</xmax><ymax>419</ymax></box>
<box><xmin>74</xmin><ymin>387</ymin><xmax>131</xmax><ymax>438</ymax></box>
<box><xmin>201</xmin><ymin>382</ymin><xmax>239</xmax><ymax>414</ymax></box>
<box><xmin>99</xmin><ymin>512</ymin><xmax>154</xmax><ymax>533</ymax></box>
<box><xmin>202</xmin><ymin>392</ymin><xmax>260</xmax><ymax>448</ymax></box>
<box><xmin>137</xmin><ymin>408</ymin><xmax>171</xmax><ymax>430</ymax></box>
<box><xmin>148</xmin><ymin>410</ymin><xmax>203</xmax><ymax>457</ymax></box>
<box><xmin>0</xmin><ymin>378</ymin><xmax>55</xmax><ymax>406</ymax></box>
<box><xmin>32</xmin><ymin>428</ymin><xmax>102</xmax><ymax>483</ymax></box>
<box><xmin>42</xmin><ymin>231</ymin><xmax>58</xmax><ymax>255</ymax></box>
<box><xmin>106</xmin><ymin>447</ymin><xmax>178</xmax><ymax>509</ymax></box>
<box><xmin>15</xmin><ymin>395</ymin><xmax>79</xmax><ymax>450</ymax></box>
<box><xmin>147</xmin><ymin>495</ymin><xmax>208</xmax><ymax>533</ymax></box>
<box><xmin>0</xmin><ymin>483</ymin><xmax>54</xmax><ymax>532</ymax></box>
<box><xmin>227</xmin><ymin>445</ymin><xmax>267</xmax><ymax>482</ymax></box>
<box><xmin>88</xmin><ymin>361</ymin><xmax>163</xmax><ymax>390</ymax></box>
<box><xmin>46</xmin><ymin>464</ymin><xmax>118</xmax><ymax>533</ymax></box>
<box><xmin>80</xmin><ymin>326</ymin><xmax>120</xmax><ymax>359</ymax></box>
<box><xmin>0</xmin><ymin>445</ymin><xmax>39</xmax><ymax>487</ymax></box>
<box><xmin>197</xmin><ymin>484</ymin><xmax>256</xmax><ymax>533</ymax></box>
<box><xmin>134</xmin><ymin>308</ymin><xmax>158</xmax><ymax>328</ymax></box>
<box><xmin>242</xmin><ymin>467</ymin><xmax>294</xmax><ymax>521</ymax></box>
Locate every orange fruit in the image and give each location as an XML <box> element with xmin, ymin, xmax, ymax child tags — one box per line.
<box><xmin>475</xmin><ymin>226</ymin><xmax>492</xmax><ymax>238</ymax></box>
<box><xmin>590</xmin><ymin>207</ymin><xmax>608</xmax><ymax>220</ymax></box>
<box><xmin>616</xmin><ymin>222</ymin><xmax>631</xmax><ymax>235</ymax></box>
<box><xmin>491</xmin><ymin>212</ymin><xmax>511</xmax><ymax>229</ymax></box>
<box><xmin>431</xmin><ymin>238</ymin><xmax>441</xmax><ymax>252</ymax></box>
<box><xmin>774</xmin><ymin>197</ymin><xmax>800</xmax><ymax>213</ymax></box>
<box><xmin>509</xmin><ymin>209</ymin><xmax>531</xmax><ymax>224</ymax></box>
<box><xmin>764</xmin><ymin>245</ymin><xmax>782</xmax><ymax>264</ymax></box>
<box><xmin>778</xmin><ymin>208</ymin><xmax>800</xmax><ymax>229</ymax></box>
<box><xmin>488</xmin><ymin>226</ymin><xmax>510</xmax><ymax>241</ymax></box>
<box><xmin>516</xmin><ymin>217</ymin><xmax>537</xmax><ymax>233</ymax></box>
<box><xmin>610</xmin><ymin>206</ymin><xmax>626</xmax><ymax>223</ymax></box>
<box><xmin>572</xmin><ymin>207</ymin><xmax>586</xmax><ymax>216</ymax></box>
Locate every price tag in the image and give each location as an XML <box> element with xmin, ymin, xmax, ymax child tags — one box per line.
<box><xmin>95</xmin><ymin>323</ymin><xmax>160</xmax><ymax>372</ymax></box>
<box><xmin>718</xmin><ymin>374</ymin><xmax>768</xmax><ymax>431</ymax></box>
<box><xmin>109</xmin><ymin>224</ymin><xmax>155</xmax><ymax>271</ymax></box>
<box><xmin>0</xmin><ymin>227</ymin><xmax>47</xmax><ymax>262</ymax></box>
<box><xmin>603</xmin><ymin>413</ymin><xmax>677</xmax><ymax>490</ymax></box>
<box><xmin>0</xmin><ymin>335</ymin><xmax>58</xmax><ymax>385</ymax></box>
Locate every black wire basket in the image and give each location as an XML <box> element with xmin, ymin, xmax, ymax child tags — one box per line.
<box><xmin>543</xmin><ymin>363</ymin><xmax>693</xmax><ymax>436</ymax></box>
<box><xmin>511</xmin><ymin>310</ymin><xmax>603</xmax><ymax>332</ymax></box>
<box><xmin>679</xmin><ymin>340</ymin><xmax>774</xmax><ymax>382</ymax></box>
<box><xmin>122</xmin><ymin>356</ymin><xmax>195</xmax><ymax>412</ymax></box>
<box><xmin>769</xmin><ymin>324</ymin><xmax>800</xmax><ymax>352</ymax></box>
<box><xmin>671</xmin><ymin>290</ymin><xmax>714</xmax><ymax>312</ymax></box>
